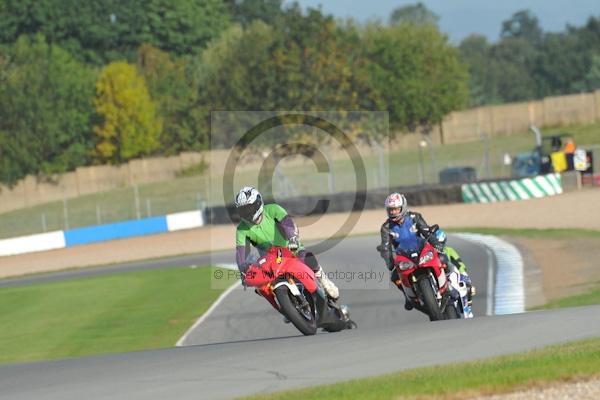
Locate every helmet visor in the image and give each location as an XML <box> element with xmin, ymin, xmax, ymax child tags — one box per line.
<box><xmin>387</xmin><ymin>206</ymin><xmax>402</xmax><ymax>219</ymax></box>
<box><xmin>238</xmin><ymin>201</ymin><xmax>262</xmax><ymax>223</ymax></box>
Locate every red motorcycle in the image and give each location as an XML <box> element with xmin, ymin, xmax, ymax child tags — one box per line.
<box><xmin>392</xmin><ymin>226</ymin><xmax>455</xmax><ymax>321</ymax></box>
<box><xmin>244</xmin><ymin>246</ymin><xmax>356</xmax><ymax>335</ymax></box>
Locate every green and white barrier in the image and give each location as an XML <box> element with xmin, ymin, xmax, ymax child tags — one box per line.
<box><xmin>462</xmin><ymin>173</ymin><xmax>562</xmax><ymax>203</ymax></box>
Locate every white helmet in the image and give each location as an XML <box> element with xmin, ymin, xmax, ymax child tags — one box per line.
<box><xmin>385</xmin><ymin>192</ymin><xmax>407</xmax><ymax>222</ymax></box>
<box><xmin>235</xmin><ymin>186</ymin><xmax>264</xmax><ymax>224</ymax></box>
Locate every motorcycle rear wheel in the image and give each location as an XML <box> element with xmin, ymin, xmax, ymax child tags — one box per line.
<box><xmin>417</xmin><ymin>276</ymin><xmax>444</xmax><ymax>321</ymax></box>
<box><xmin>275</xmin><ymin>286</ymin><xmax>317</xmax><ymax>335</ymax></box>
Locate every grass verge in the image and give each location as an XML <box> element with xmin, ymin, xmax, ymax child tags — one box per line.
<box><xmin>0</xmin><ymin>266</ymin><xmax>227</xmax><ymax>365</ymax></box>
<box><xmin>534</xmin><ymin>285</ymin><xmax>600</xmax><ymax>310</ymax></box>
<box><xmin>448</xmin><ymin>227</ymin><xmax>600</xmax><ymax>239</ymax></box>
<box><xmin>244</xmin><ymin>336</ymin><xmax>600</xmax><ymax>400</ymax></box>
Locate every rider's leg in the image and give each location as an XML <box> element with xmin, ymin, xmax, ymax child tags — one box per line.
<box><xmin>390</xmin><ymin>269</ymin><xmax>415</xmax><ymax>311</ymax></box>
<box><xmin>300</xmin><ymin>251</ymin><xmax>339</xmax><ymax>300</ymax></box>
<box><xmin>446</xmin><ymin>247</ymin><xmax>476</xmax><ymax>299</ymax></box>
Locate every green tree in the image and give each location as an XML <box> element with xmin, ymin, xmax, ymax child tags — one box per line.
<box><xmin>490</xmin><ymin>37</ymin><xmax>538</xmax><ymax>102</ymax></box>
<box><xmin>0</xmin><ymin>0</ymin><xmax>231</xmax><ymax>64</ymax></box>
<box><xmin>0</xmin><ymin>35</ymin><xmax>96</xmax><ymax>186</ymax></box>
<box><xmin>195</xmin><ymin>8</ymin><xmax>380</xmax><ymax>148</ymax></box>
<box><xmin>458</xmin><ymin>34</ymin><xmax>495</xmax><ymax>105</ymax></box>
<box><xmin>501</xmin><ymin>9</ymin><xmax>543</xmax><ymax>44</ymax></box>
<box><xmin>139</xmin><ymin>0</ymin><xmax>231</xmax><ymax>55</ymax></box>
<box><xmin>137</xmin><ymin>44</ymin><xmax>205</xmax><ymax>153</ymax></box>
<box><xmin>389</xmin><ymin>2</ymin><xmax>439</xmax><ymax>27</ymax></box>
<box><xmin>225</xmin><ymin>0</ymin><xmax>283</xmax><ymax>26</ymax></box>
<box><xmin>584</xmin><ymin>53</ymin><xmax>600</xmax><ymax>89</ymax></box>
<box><xmin>93</xmin><ymin>61</ymin><xmax>162</xmax><ymax>163</ymax></box>
<box><xmin>362</xmin><ymin>23</ymin><xmax>469</xmax><ymax>132</ymax></box>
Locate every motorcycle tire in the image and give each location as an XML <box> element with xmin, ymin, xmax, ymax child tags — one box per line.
<box><xmin>444</xmin><ymin>303</ymin><xmax>460</xmax><ymax>319</ymax></box>
<box><xmin>275</xmin><ymin>286</ymin><xmax>317</xmax><ymax>335</ymax></box>
<box><xmin>417</xmin><ymin>276</ymin><xmax>444</xmax><ymax>321</ymax></box>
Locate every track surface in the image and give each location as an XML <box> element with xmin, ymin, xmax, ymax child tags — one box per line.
<box><xmin>2</xmin><ymin>235</ymin><xmax>600</xmax><ymax>400</ymax></box>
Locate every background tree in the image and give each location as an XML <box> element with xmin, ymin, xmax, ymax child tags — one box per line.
<box><xmin>389</xmin><ymin>2</ymin><xmax>439</xmax><ymax>27</ymax></box>
<box><xmin>225</xmin><ymin>0</ymin><xmax>283</xmax><ymax>26</ymax></box>
<box><xmin>0</xmin><ymin>35</ymin><xmax>96</xmax><ymax>186</ymax></box>
<box><xmin>137</xmin><ymin>44</ymin><xmax>205</xmax><ymax>153</ymax></box>
<box><xmin>362</xmin><ymin>23</ymin><xmax>469</xmax><ymax>132</ymax></box>
<box><xmin>500</xmin><ymin>9</ymin><xmax>543</xmax><ymax>44</ymax></box>
<box><xmin>0</xmin><ymin>0</ymin><xmax>231</xmax><ymax>64</ymax></box>
<box><xmin>93</xmin><ymin>61</ymin><xmax>162</xmax><ymax>163</ymax></box>
<box><xmin>458</xmin><ymin>34</ymin><xmax>493</xmax><ymax>105</ymax></box>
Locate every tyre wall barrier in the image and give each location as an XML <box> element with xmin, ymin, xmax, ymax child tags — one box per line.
<box><xmin>205</xmin><ymin>184</ymin><xmax>464</xmax><ymax>225</ymax></box>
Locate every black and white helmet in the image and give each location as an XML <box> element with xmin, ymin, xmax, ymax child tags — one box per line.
<box><xmin>235</xmin><ymin>186</ymin><xmax>264</xmax><ymax>224</ymax></box>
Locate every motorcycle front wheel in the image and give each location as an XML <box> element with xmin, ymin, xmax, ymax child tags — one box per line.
<box><xmin>417</xmin><ymin>276</ymin><xmax>444</xmax><ymax>321</ymax></box>
<box><xmin>275</xmin><ymin>286</ymin><xmax>317</xmax><ymax>335</ymax></box>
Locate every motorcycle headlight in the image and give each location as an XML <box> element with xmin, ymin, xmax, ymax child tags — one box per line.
<box><xmin>397</xmin><ymin>261</ymin><xmax>414</xmax><ymax>271</ymax></box>
<box><xmin>419</xmin><ymin>251</ymin><xmax>434</xmax><ymax>265</ymax></box>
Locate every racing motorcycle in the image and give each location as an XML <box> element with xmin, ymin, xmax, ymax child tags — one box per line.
<box><xmin>392</xmin><ymin>225</ymin><xmax>468</xmax><ymax>321</ymax></box>
<box><xmin>446</xmin><ymin>266</ymin><xmax>474</xmax><ymax>319</ymax></box>
<box><xmin>244</xmin><ymin>246</ymin><xmax>356</xmax><ymax>335</ymax></box>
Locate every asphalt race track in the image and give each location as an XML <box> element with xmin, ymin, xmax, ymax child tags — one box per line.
<box><xmin>2</xmin><ymin>235</ymin><xmax>600</xmax><ymax>400</ymax></box>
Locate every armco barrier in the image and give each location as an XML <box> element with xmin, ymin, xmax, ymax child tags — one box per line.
<box><xmin>0</xmin><ymin>210</ymin><xmax>203</xmax><ymax>257</ymax></box>
<box><xmin>461</xmin><ymin>173</ymin><xmax>562</xmax><ymax>203</ymax></box>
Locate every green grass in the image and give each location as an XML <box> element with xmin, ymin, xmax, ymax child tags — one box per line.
<box><xmin>535</xmin><ymin>285</ymin><xmax>600</xmax><ymax>310</ymax></box>
<box><xmin>448</xmin><ymin>227</ymin><xmax>600</xmax><ymax>239</ymax></box>
<box><xmin>452</xmin><ymin>226</ymin><xmax>600</xmax><ymax>312</ymax></box>
<box><xmin>244</xmin><ymin>336</ymin><xmax>600</xmax><ymax>400</ymax></box>
<box><xmin>1</xmin><ymin>120</ymin><xmax>599</xmax><ymax>239</ymax></box>
<box><xmin>0</xmin><ymin>266</ymin><xmax>228</xmax><ymax>365</ymax></box>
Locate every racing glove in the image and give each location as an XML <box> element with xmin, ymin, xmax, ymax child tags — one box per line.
<box><xmin>287</xmin><ymin>236</ymin><xmax>300</xmax><ymax>252</ymax></box>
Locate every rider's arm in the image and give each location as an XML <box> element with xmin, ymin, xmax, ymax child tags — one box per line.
<box><xmin>235</xmin><ymin>228</ymin><xmax>251</xmax><ymax>273</ymax></box>
<box><xmin>378</xmin><ymin>221</ymin><xmax>394</xmax><ymax>270</ymax></box>
<box><xmin>411</xmin><ymin>212</ymin><xmax>431</xmax><ymax>236</ymax></box>
<box><xmin>271</xmin><ymin>204</ymin><xmax>299</xmax><ymax>240</ymax></box>
<box><xmin>412</xmin><ymin>212</ymin><xmax>445</xmax><ymax>252</ymax></box>
<box><xmin>277</xmin><ymin>215</ymin><xmax>298</xmax><ymax>240</ymax></box>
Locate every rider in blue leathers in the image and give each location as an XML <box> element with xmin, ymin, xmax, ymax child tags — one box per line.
<box><xmin>377</xmin><ymin>193</ymin><xmax>475</xmax><ymax>311</ymax></box>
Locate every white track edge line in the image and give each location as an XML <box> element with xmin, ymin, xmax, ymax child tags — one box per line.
<box><xmin>175</xmin><ymin>266</ymin><xmax>241</xmax><ymax>347</ymax></box>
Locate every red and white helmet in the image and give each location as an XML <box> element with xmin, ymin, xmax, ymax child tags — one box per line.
<box><xmin>385</xmin><ymin>192</ymin><xmax>407</xmax><ymax>221</ymax></box>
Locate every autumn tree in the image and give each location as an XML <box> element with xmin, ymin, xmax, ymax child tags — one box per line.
<box><xmin>93</xmin><ymin>61</ymin><xmax>162</xmax><ymax>163</ymax></box>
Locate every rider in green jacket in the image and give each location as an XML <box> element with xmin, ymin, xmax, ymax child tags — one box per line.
<box><xmin>234</xmin><ymin>186</ymin><xmax>339</xmax><ymax>300</ymax></box>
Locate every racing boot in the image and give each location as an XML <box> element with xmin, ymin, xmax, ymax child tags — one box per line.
<box><xmin>315</xmin><ymin>266</ymin><xmax>339</xmax><ymax>300</ymax></box>
<box><xmin>394</xmin><ymin>279</ymin><xmax>413</xmax><ymax>310</ymax></box>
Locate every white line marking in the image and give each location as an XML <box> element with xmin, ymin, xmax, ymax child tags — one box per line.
<box><xmin>175</xmin><ymin>265</ymin><xmax>241</xmax><ymax>347</ymax></box>
<box><xmin>485</xmin><ymin>247</ymin><xmax>494</xmax><ymax>316</ymax></box>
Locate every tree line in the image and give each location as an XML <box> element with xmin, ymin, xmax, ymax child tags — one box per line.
<box><xmin>0</xmin><ymin>1</ymin><xmax>598</xmax><ymax>187</ymax></box>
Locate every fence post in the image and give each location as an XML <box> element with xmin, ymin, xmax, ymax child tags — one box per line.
<box><xmin>62</xmin><ymin>197</ymin><xmax>69</xmax><ymax>230</ymax></box>
<box><xmin>133</xmin><ymin>184</ymin><xmax>141</xmax><ymax>220</ymax></box>
<box><xmin>96</xmin><ymin>204</ymin><xmax>102</xmax><ymax>225</ymax></box>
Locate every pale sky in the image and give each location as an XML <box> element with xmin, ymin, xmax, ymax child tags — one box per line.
<box><xmin>289</xmin><ymin>0</ymin><xmax>599</xmax><ymax>43</ymax></box>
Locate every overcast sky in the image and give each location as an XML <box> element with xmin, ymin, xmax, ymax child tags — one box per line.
<box><xmin>289</xmin><ymin>0</ymin><xmax>599</xmax><ymax>43</ymax></box>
